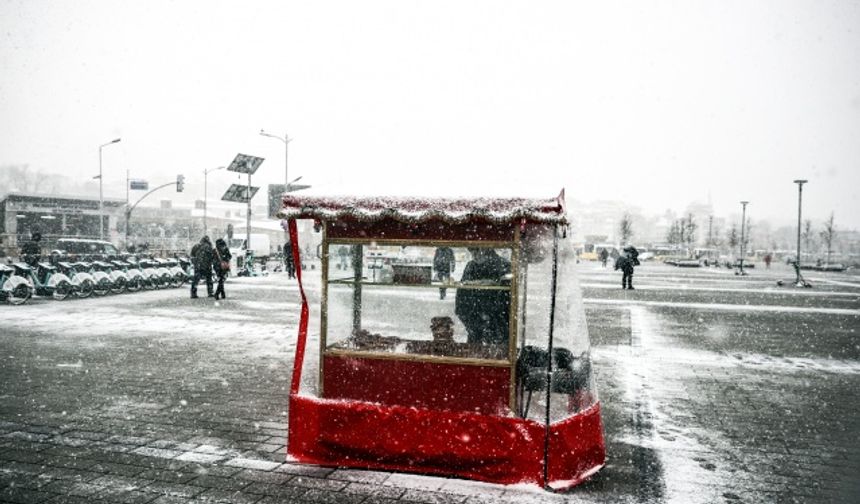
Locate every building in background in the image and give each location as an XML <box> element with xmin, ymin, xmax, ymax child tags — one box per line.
<box><xmin>0</xmin><ymin>192</ymin><xmax>125</xmax><ymax>254</ymax></box>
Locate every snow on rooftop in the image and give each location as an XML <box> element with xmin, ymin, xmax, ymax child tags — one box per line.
<box><xmin>277</xmin><ymin>190</ymin><xmax>567</xmax><ymax>224</ymax></box>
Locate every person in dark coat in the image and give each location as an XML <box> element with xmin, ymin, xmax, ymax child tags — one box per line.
<box><xmin>455</xmin><ymin>248</ymin><xmax>511</xmax><ymax>345</ymax></box>
<box><xmin>615</xmin><ymin>246</ymin><xmax>639</xmax><ymax>290</ymax></box>
<box><xmin>283</xmin><ymin>242</ymin><xmax>296</xmax><ymax>279</ymax></box>
<box><xmin>433</xmin><ymin>246</ymin><xmax>455</xmax><ymax>299</ymax></box>
<box><xmin>598</xmin><ymin>248</ymin><xmax>609</xmax><ymax>268</ymax></box>
<box><xmin>20</xmin><ymin>231</ymin><xmax>42</xmax><ymax>266</ymax></box>
<box><xmin>213</xmin><ymin>238</ymin><xmax>232</xmax><ymax>300</ymax></box>
<box><xmin>190</xmin><ymin>235</ymin><xmax>214</xmax><ymax>298</ymax></box>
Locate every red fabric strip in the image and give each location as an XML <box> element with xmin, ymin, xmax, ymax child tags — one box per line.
<box><xmin>288</xmin><ymin>219</ymin><xmax>309</xmax><ymax>395</ymax></box>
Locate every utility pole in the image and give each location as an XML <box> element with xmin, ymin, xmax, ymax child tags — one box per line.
<box><xmin>97</xmin><ymin>138</ymin><xmax>121</xmax><ymax>240</ymax></box>
<box><xmin>259</xmin><ymin>130</ymin><xmax>293</xmax><ymax>246</ymax></box>
<box><xmin>794</xmin><ymin>180</ymin><xmax>808</xmax><ymax>286</ymax></box>
<box><xmin>738</xmin><ymin>201</ymin><xmax>749</xmax><ymax>275</ymax></box>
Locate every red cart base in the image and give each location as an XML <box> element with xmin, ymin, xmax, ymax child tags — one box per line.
<box><xmin>287</xmin><ymin>394</ymin><xmax>605</xmax><ymax>490</ymax></box>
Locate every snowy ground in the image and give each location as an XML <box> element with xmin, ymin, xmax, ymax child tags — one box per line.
<box><xmin>1</xmin><ymin>262</ymin><xmax>859</xmax><ymax>503</ymax></box>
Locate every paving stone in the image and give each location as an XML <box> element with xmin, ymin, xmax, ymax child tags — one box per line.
<box><xmin>44</xmin><ymin>494</ymin><xmax>103</xmax><ymax>504</ymax></box>
<box><xmin>243</xmin><ymin>483</ymin><xmax>308</xmax><ymax>500</ymax></box>
<box><xmin>108</xmin><ymin>436</ymin><xmax>152</xmax><ymax>446</ymax></box>
<box><xmin>360</xmin><ymin>498</ymin><xmax>402</xmax><ymax>504</ymax></box>
<box><xmin>382</xmin><ymin>473</ymin><xmax>449</xmax><ymax>492</ymax></box>
<box><xmin>135</xmin><ymin>468</ymin><xmax>199</xmax><ymax>484</ymax></box>
<box><xmin>186</xmin><ymin>474</ymin><xmax>250</xmax><ymax>492</ymax></box>
<box><xmin>86</xmin><ymin>460</ymin><xmax>149</xmax><ymax>477</ymax></box>
<box><xmin>0</xmin><ymin>448</ymin><xmax>47</xmax><ymax>464</ymax></box>
<box><xmin>96</xmin><ymin>489</ymin><xmax>158</xmax><ymax>504</ymax></box>
<box><xmin>400</xmin><ymin>489</ymin><xmax>468</xmax><ymax>504</ymax></box>
<box><xmin>41</xmin><ymin>454</ymin><xmax>100</xmax><ymax>471</ymax></box>
<box><xmin>289</xmin><ymin>476</ymin><xmax>348</xmax><ymax>492</ymax></box>
<box><xmin>131</xmin><ymin>447</ymin><xmax>182</xmax><ymax>460</ymax></box>
<box><xmin>343</xmin><ymin>482</ymin><xmax>405</xmax><ymax>499</ymax></box>
<box><xmin>174</xmin><ymin>451</ymin><xmax>225</xmax><ymax>464</ymax></box>
<box><xmin>64</xmin><ymin>430</ymin><xmax>110</xmax><ymax>441</ymax></box>
<box><xmin>0</xmin><ymin>486</ymin><xmax>54</xmax><ymax>504</ymax></box>
<box><xmin>274</xmin><ymin>463</ymin><xmax>334</xmax><ymax>478</ymax></box>
<box><xmin>186</xmin><ymin>465</ymin><xmax>243</xmax><ymax>478</ymax></box>
<box><xmin>329</xmin><ymin>468</ymin><xmax>390</xmax><ymax>484</ymax></box>
<box><xmin>300</xmin><ymin>488</ymin><xmax>366</xmax><ymax>504</ymax></box>
<box><xmin>41</xmin><ymin>478</ymin><xmax>105</xmax><ymax>497</ymax></box>
<box><xmin>234</xmin><ymin>469</ymin><xmax>293</xmax><ymax>485</ymax></box>
<box><xmin>437</xmin><ymin>479</ymin><xmax>507</xmax><ymax>499</ymax></box>
<box><xmin>3</xmin><ymin>431</ymin><xmax>51</xmax><ymax>443</ymax></box>
<box><xmin>194</xmin><ymin>489</ymin><xmax>263</xmax><ymax>504</ymax></box>
<box><xmin>139</xmin><ymin>481</ymin><xmax>206</xmax><ymax>499</ymax></box>
<box><xmin>222</xmin><ymin>458</ymin><xmax>281</xmax><ymax>471</ymax></box>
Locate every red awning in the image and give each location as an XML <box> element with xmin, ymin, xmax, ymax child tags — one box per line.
<box><xmin>278</xmin><ymin>190</ymin><xmax>567</xmax><ymax>225</ymax></box>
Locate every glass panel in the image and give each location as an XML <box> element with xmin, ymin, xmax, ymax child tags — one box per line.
<box><xmin>515</xmin><ymin>226</ymin><xmax>597</xmax><ymax>422</ymax></box>
<box><xmin>325</xmin><ymin>243</ymin><xmax>513</xmax><ymax>361</ymax></box>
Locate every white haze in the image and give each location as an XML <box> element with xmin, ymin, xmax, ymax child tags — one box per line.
<box><xmin>0</xmin><ymin>0</ymin><xmax>858</xmax><ymax>228</ymax></box>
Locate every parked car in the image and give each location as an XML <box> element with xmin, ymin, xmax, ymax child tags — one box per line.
<box><xmin>55</xmin><ymin>238</ymin><xmax>120</xmax><ymax>261</ymax></box>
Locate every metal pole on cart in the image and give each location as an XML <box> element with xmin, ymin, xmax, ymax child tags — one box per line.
<box><xmin>543</xmin><ymin>224</ymin><xmax>560</xmax><ymax>487</ymax></box>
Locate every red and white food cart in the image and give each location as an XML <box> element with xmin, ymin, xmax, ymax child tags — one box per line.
<box><xmin>279</xmin><ymin>191</ymin><xmax>605</xmax><ymax>490</ymax></box>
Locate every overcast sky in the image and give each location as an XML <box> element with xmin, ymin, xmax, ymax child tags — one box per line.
<box><xmin>1</xmin><ymin>0</ymin><xmax>859</xmax><ymax>228</ymax></box>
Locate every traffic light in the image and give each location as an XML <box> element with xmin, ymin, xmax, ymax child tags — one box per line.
<box><xmin>176</xmin><ymin>174</ymin><xmax>185</xmax><ymax>192</ymax></box>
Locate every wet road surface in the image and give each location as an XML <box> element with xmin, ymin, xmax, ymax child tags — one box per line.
<box><xmin>1</xmin><ymin>261</ymin><xmax>858</xmax><ymax>503</ymax></box>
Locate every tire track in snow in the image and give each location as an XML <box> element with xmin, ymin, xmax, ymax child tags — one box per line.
<box><xmin>621</xmin><ymin>305</ymin><xmax>734</xmax><ymax>503</ymax></box>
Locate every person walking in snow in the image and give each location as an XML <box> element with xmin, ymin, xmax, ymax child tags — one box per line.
<box><xmin>598</xmin><ymin>248</ymin><xmax>609</xmax><ymax>268</ymax></box>
<box><xmin>433</xmin><ymin>246</ymin><xmax>455</xmax><ymax>299</ymax></box>
<box><xmin>283</xmin><ymin>241</ymin><xmax>296</xmax><ymax>279</ymax></box>
<box><xmin>213</xmin><ymin>238</ymin><xmax>231</xmax><ymax>300</ymax></box>
<box><xmin>614</xmin><ymin>246</ymin><xmax>639</xmax><ymax>290</ymax></box>
<box><xmin>190</xmin><ymin>236</ymin><xmax>214</xmax><ymax>298</ymax></box>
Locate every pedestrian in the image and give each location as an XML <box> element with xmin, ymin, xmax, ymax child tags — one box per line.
<box><xmin>284</xmin><ymin>242</ymin><xmax>296</xmax><ymax>279</ymax></box>
<box><xmin>598</xmin><ymin>248</ymin><xmax>609</xmax><ymax>268</ymax></box>
<box><xmin>764</xmin><ymin>253</ymin><xmax>772</xmax><ymax>269</ymax></box>
<box><xmin>614</xmin><ymin>246</ymin><xmax>639</xmax><ymax>290</ymax></box>
<box><xmin>455</xmin><ymin>248</ymin><xmax>511</xmax><ymax>345</ymax></box>
<box><xmin>433</xmin><ymin>246</ymin><xmax>455</xmax><ymax>299</ymax></box>
<box><xmin>190</xmin><ymin>235</ymin><xmax>214</xmax><ymax>298</ymax></box>
<box><xmin>213</xmin><ymin>238</ymin><xmax>231</xmax><ymax>300</ymax></box>
<box><xmin>20</xmin><ymin>231</ymin><xmax>42</xmax><ymax>267</ymax></box>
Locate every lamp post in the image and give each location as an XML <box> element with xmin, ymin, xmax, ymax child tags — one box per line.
<box><xmin>738</xmin><ymin>201</ymin><xmax>749</xmax><ymax>275</ymax></box>
<box><xmin>793</xmin><ymin>179</ymin><xmax>808</xmax><ymax>285</ymax></box>
<box><xmin>203</xmin><ymin>166</ymin><xmax>225</xmax><ymax>237</ymax></box>
<box><xmin>97</xmin><ymin>138</ymin><xmax>121</xmax><ymax>240</ymax></box>
<box><xmin>259</xmin><ymin>130</ymin><xmax>292</xmax><ymax>188</ymax></box>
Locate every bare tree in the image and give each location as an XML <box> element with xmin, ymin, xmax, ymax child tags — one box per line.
<box><xmin>684</xmin><ymin>213</ymin><xmax>697</xmax><ymax>251</ymax></box>
<box><xmin>619</xmin><ymin>213</ymin><xmax>634</xmax><ymax>246</ymax></box>
<box><xmin>666</xmin><ymin>220</ymin><xmax>682</xmax><ymax>245</ymax></box>
<box><xmin>0</xmin><ymin>164</ymin><xmax>64</xmax><ymax>194</ymax></box>
<box><xmin>819</xmin><ymin>213</ymin><xmax>836</xmax><ymax>265</ymax></box>
<box><xmin>727</xmin><ymin>224</ymin><xmax>739</xmax><ymax>250</ymax></box>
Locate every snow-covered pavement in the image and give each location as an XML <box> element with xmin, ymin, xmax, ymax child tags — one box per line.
<box><xmin>2</xmin><ymin>262</ymin><xmax>859</xmax><ymax>503</ymax></box>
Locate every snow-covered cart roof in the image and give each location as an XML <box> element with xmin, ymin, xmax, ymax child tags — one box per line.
<box><xmin>277</xmin><ymin>190</ymin><xmax>567</xmax><ymax>225</ymax></box>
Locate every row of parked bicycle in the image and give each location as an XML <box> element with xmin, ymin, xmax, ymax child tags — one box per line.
<box><xmin>0</xmin><ymin>256</ymin><xmax>194</xmax><ymax>305</ymax></box>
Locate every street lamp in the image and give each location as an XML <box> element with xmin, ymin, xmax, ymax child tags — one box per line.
<box><xmin>287</xmin><ymin>175</ymin><xmax>303</xmax><ymax>191</ymax></box>
<box><xmin>259</xmin><ymin>129</ymin><xmax>292</xmax><ymax>187</ymax></box>
<box><xmin>97</xmin><ymin>137</ymin><xmax>121</xmax><ymax>240</ymax></box>
<box><xmin>204</xmin><ymin>166</ymin><xmax>225</xmax><ymax>236</ymax></box>
<box><xmin>260</xmin><ymin>130</ymin><xmax>294</xmax><ymax>247</ymax></box>
<box><xmin>738</xmin><ymin>201</ymin><xmax>749</xmax><ymax>275</ymax></box>
<box><xmin>793</xmin><ymin>179</ymin><xmax>808</xmax><ymax>285</ymax></box>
